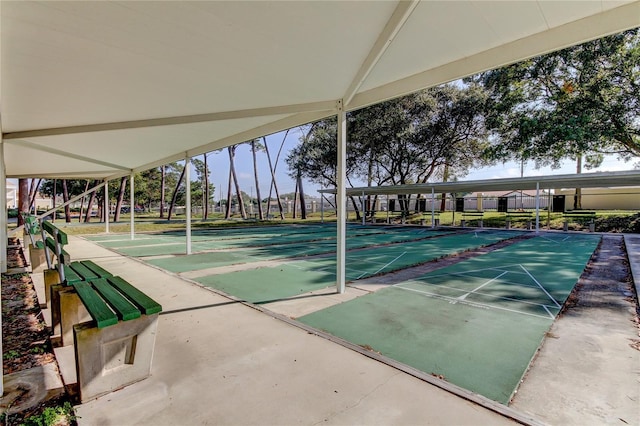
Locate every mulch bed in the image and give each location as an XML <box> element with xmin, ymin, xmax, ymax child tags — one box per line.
<box><xmin>2</xmin><ymin>238</ymin><xmax>75</xmax><ymax>425</ymax></box>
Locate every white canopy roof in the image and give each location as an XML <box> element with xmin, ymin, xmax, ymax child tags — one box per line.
<box><xmin>321</xmin><ymin>170</ymin><xmax>640</xmax><ymax>196</ymax></box>
<box><xmin>2</xmin><ymin>1</ymin><xmax>639</xmax><ymax>179</ymax></box>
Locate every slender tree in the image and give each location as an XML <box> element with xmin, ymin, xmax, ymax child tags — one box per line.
<box><xmin>228</xmin><ymin>145</ymin><xmax>247</xmax><ymax>219</ymax></box>
<box><xmin>167</xmin><ymin>163</ymin><xmax>186</xmax><ymax>220</ymax></box>
<box><xmin>263</xmin><ymin>135</ymin><xmax>285</xmax><ymax>219</ymax></box>
<box><xmin>250</xmin><ymin>140</ymin><xmax>264</xmax><ymax>220</ymax></box>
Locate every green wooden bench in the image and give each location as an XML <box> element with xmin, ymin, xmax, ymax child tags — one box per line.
<box><xmin>461</xmin><ymin>211</ymin><xmax>484</xmax><ymax>228</ymax></box>
<box><xmin>563</xmin><ymin>211</ymin><xmax>596</xmax><ymax>232</ymax></box>
<box><xmin>39</xmin><ymin>219</ymin><xmax>163</xmax><ymax>402</ymax></box>
<box><xmin>420</xmin><ymin>211</ymin><xmax>440</xmax><ymax>227</ymax></box>
<box><xmin>69</xmin><ymin>274</ymin><xmax>162</xmax><ymax>402</ymax></box>
<box><xmin>21</xmin><ymin>214</ymin><xmax>47</xmax><ymax>270</ymax></box>
<box><xmin>505</xmin><ymin>212</ymin><xmax>533</xmax><ymax>230</ymax></box>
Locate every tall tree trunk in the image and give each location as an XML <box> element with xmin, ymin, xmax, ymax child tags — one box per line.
<box><xmin>79</xmin><ymin>180</ymin><xmax>90</xmax><ymax>222</ymax></box>
<box><xmin>440</xmin><ymin>163</ymin><xmax>450</xmax><ymax>212</ymax></box>
<box><xmin>251</xmin><ymin>141</ymin><xmax>264</xmax><ymax>220</ymax></box>
<box><xmin>349</xmin><ymin>196</ymin><xmax>361</xmax><ymax>221</ymax></box>
<box><xmin>159</xmin><ymin>165</ymin><xmax>166</xmax><ymax>219</ymax></box>
<box><xmin>18</xmin><ymin>179</ymin><xmax>29</xmax><ymax>226</ymax></box>
<box><xmin>225</xmin><ymin>167</ymin><xmax>233</xmax><ymax>219</ymax></box>
<box><xmin>29</xmin><ymin>179</ymin><xmax>42</xmax><ymax>213</ymax></box>
<box><xmin>114</xmin><ymin>177</ymin><xmax>127</xmax><ymax>222</ymax></box>
<box><xmin>573</xmin><ymin>156</ymin><xmax>582</xmax><ymax>210</ymax></box>
<box><xmin>62</xmin><ymin>180</ymin><xmax>71</xmax><ymax>223</ymax></box>
<box><xmin>84</xmin><ymin>181</ymin><xmax>98</xmax><ymax>222</ymax></box>
<box><xmin>168</xmin><ymin>164</ymin><xmax>186</xmax><ymax>220</ymax></box>
<box><xmin>228</xmin><ymin>146</ymin><xmax>246</xmax><ymax>219</ymax></box>
<box><xmin>292</xmin><ymin>179</ymin><xmax>298</xmax><ymax>219</ymax></box>
<box><xmin>297</xmin><ymin>172</ymin><xmax>306</xmax><ymax>220</ymax></box>
<box><xmin>263</xmin><ymin>136</ymin><xmax>285</xmax><ymax>219</ymax></box>
<box><xmin>203</xmin><ymin>155</ymin><xmax>210</xmax><ymax>220</ymax></box>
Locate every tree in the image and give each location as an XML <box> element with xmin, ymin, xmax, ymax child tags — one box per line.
<box><xmin>250</xmin><ymin>140</ymin><xmax>264</xmax><ymax>220</ymax></box>
<box><xmin>288</xmin><ymin>84</ymin><xmax>490</xmax><ymax>215</ymax></box>
<box><xmin>263</xmin><ymin>134</ymin><xmax>286</xmax><ymax>219</ymax></box>
<box><xmin>167</xmin><ymin>162</ymin><xmax>186</xmax><ymax>220</ymax></box>
<box><xmin>473</xmin><ymin>28</ymin><xmax>640</xmax><ymax>168</ymax></box>
<box><xmin>228</xmin><ymin>145</ymin><xmax>247</xmax><ymax>219</ymax></box>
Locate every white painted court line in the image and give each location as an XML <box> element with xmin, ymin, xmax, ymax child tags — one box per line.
<box><xmin>393</xmin><ymin>285</ymin><xmax>553</xmax><ymax>320</ymax></box>
<box><xmin>418</xmin><ymin>264</ymin><xmax>524</xmax><ymax>280</ymax></box>
<box><xmin>456</xmin><ymin>271</ymin><xmax>509</xmax><ymax>301</ymax></box>
<box><xmin>395</xmin><ymin>280</ymin><xmax>560</xmax><ymax>312</ymax></box>
<box><xmin>519</xmin><ymin>264</ymin><xmax>561</xmax><ymax>308</ymax></box>
<box><xmin>357</xmin><ymin>251</ymin><xmax>408</xmax><ymax>279</ymax></box>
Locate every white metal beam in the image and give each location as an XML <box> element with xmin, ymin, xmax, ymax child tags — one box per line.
<box><xmin>2</xmin><ymin>101</ymin><xmax>337</xmax><ymax>140</ymax></box>
<box><xmin>95</xmin><ymin>110</ymin><xmax>337</xmax><ymax>182</ymax></box>
<box><xmin>342</xmin><ymin>0</ymin><xmax>419</xmax><ymax>107</ymax></box>
<box><xmin>130</xmin><ymin>174</ymin><xmax>135</xmax><ymax>240</ymax></box>
<box><xmin>4</xmin><ymin>139</ymin><xmax>131</xmax><ymax>171</ymax></box>
<box><xmin>185</xmin><ymin>156</ymin><xmax>192</xmax><ymax>255</ymax></box>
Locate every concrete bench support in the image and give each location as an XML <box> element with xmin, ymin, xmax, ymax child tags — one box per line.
<box><xmin>74</xmin><ymin>313</ymin><xmax>159</xmax><ymax>403</ymax></box>
<box><xmin>28</xmin><ymin>244</ymin><xmax>46</xmax><ymax>271</ymax></box>
<box><xmin>57</xmin><ymin>286</ymin><xmax>91</xmax><ymax>347</ymax></box>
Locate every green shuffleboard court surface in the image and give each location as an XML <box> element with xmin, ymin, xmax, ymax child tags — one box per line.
<box><xmin>298</xmin><ymin>233</ymin><xmax>601</xmax><ymax>404</ymax></box>
<box><xmin>139</xmin><ymin>228</ymin><xmax>457</xmax><ymax>273</ymax></box>
<box><xmin>87</xmin><ymin>224</ymin><xmax>451</xmax><ymax>257</ymax></box>
<box><xmin>194</xmin><ymin>230</ymin><xmax>522</xmax><ymax>302</ymax></box>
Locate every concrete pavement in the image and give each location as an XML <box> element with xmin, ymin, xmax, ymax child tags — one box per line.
<box><xmin>63</xmin><ymin>236</ymin><xmax>528</xmax><ymax>425</ymax></box>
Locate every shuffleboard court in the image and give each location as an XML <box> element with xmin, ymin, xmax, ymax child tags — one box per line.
<box><xmin>112</xmin><ymin>228</ymin><xmax>457</xmax><ymax>272</ymax></box>
<box><xmin>193</xmin><ymin>230</ymin><xmax>522</xmax><ymax>302</ymax></box>
<box><xmin>298</xmin><ymin>234</ymin><xmax>601</xmax><ymax>404</ymax></box>
<box><xmin>88</xmin><ymin>224</ymin><xmax>451</xmax><ymax>257</ymax></box>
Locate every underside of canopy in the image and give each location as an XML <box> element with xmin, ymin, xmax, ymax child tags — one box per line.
<box><xmin>2</xmin><ymin>1</ymin><xmax>639</xmax><ymax>179</ymax></box>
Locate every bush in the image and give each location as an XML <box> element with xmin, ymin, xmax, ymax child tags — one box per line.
<box><xmin>595</xmin><ymin>213</ymin><xmax>640</xmax><ymax>233</ymax></box>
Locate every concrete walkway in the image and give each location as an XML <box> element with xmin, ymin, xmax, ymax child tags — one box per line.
<box><xmin>64</xmin><ymin>236</ymin><xmax>527</xmax><ymax>425</ymax></box>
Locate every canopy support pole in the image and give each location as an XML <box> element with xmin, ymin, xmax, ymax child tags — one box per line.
<box><xmin>104</xmin><ymin>179</ymin><xmax>109</xmax><ymax>233</ymax></box>
<box><xmin>336</xmin><ymin>100</ymin><xmax>346</xmax><ymax>294</ymax></box>
<box><xmin>535</xmin><ymin>182</ymin><xmax>540</xmax><ymax>233</ymax></box>
<box><xmin>130</xmin><ymin>174</ymin><xmax>135</xmax><ymax>240</ymax></box>
<box><xmin>361</xmin><ymin>190</ymin><xmax>365</xmax><ymax>226</ymax></box>
<box><xmin>431</xmin><ymin>188</ymin><xmax>435</xmax><ymax>228</ymax></box>
<box><xmin>186</xmin><ymin>157</ymin><xmax>192</xmax><ymax>255</ymax></box>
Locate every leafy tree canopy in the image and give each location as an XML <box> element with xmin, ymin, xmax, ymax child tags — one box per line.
<box><xmin>471</xmin><ymin>28</ymin><xmax>639</xmax><ymax>169</ymax></box>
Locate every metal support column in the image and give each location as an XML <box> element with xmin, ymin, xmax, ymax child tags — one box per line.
<box><xmin>431</xmin><ymin>188</ymin><xmax>435</xmax><ymax>228</ymax></box>
<box><xmin>130</xmin><ymin>174</ymin><xmax>135</xmax><ymax>240</ymax></box>
<box><xmin>361</xmin><ymin>190</ymin><xmax>365</xmax><ymax>226</ymax></box>
<box><xmin>336</xmin><ymin>101</ymin><xmax>346</xmax><ymax>294</ymax></box>
<box><xmin>104</xmin><ymin>179</ymin><xmax>110</xmax><ymax>233</ymax></box>
<box><xmin>185</xmin><ymin>157</ymin><xmax>192</xmax><ymax>255</ymax></box>
<box><xmin>535</xmin><ymin>182</ymin><xmax>540</xmax><ymax>233</ymax></box>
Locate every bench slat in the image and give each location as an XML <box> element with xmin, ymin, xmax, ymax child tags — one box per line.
<box><xmin>107</xmin><ymin>276</ymin><xmax>162</xmax><ymax>315</ymax></box>
<box><xmin>63</xmin><ymin>264</ymin><xmax>84</xmax><ymax>284</ymax></box>
<box><xmin>69</xmin><ymin>262</ymin><xmax>100</xmax><ymax>281</ymax></box>
<box><xmin>45</xmin><ymin>237</ymin><xmax>70</xmax><ymax>264</ymax></box>
<box><xmin>42</xmin><ymin>221</ymin><xmax>68</xmax><ymax>245</ymax></box>
<box><xmin>81</xmin><ymin>260</ymin><xmax>113</xmax><ymax>278</ymax></box>
<box><xmin>73</xmin><ymin>281</ymin><xmax>118</xmax><ymax>328</ymax></box>
<box><xmin>90</xmin><ymin>278</ymin><xmax>141</xmax><ymax>321</ymax></box>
